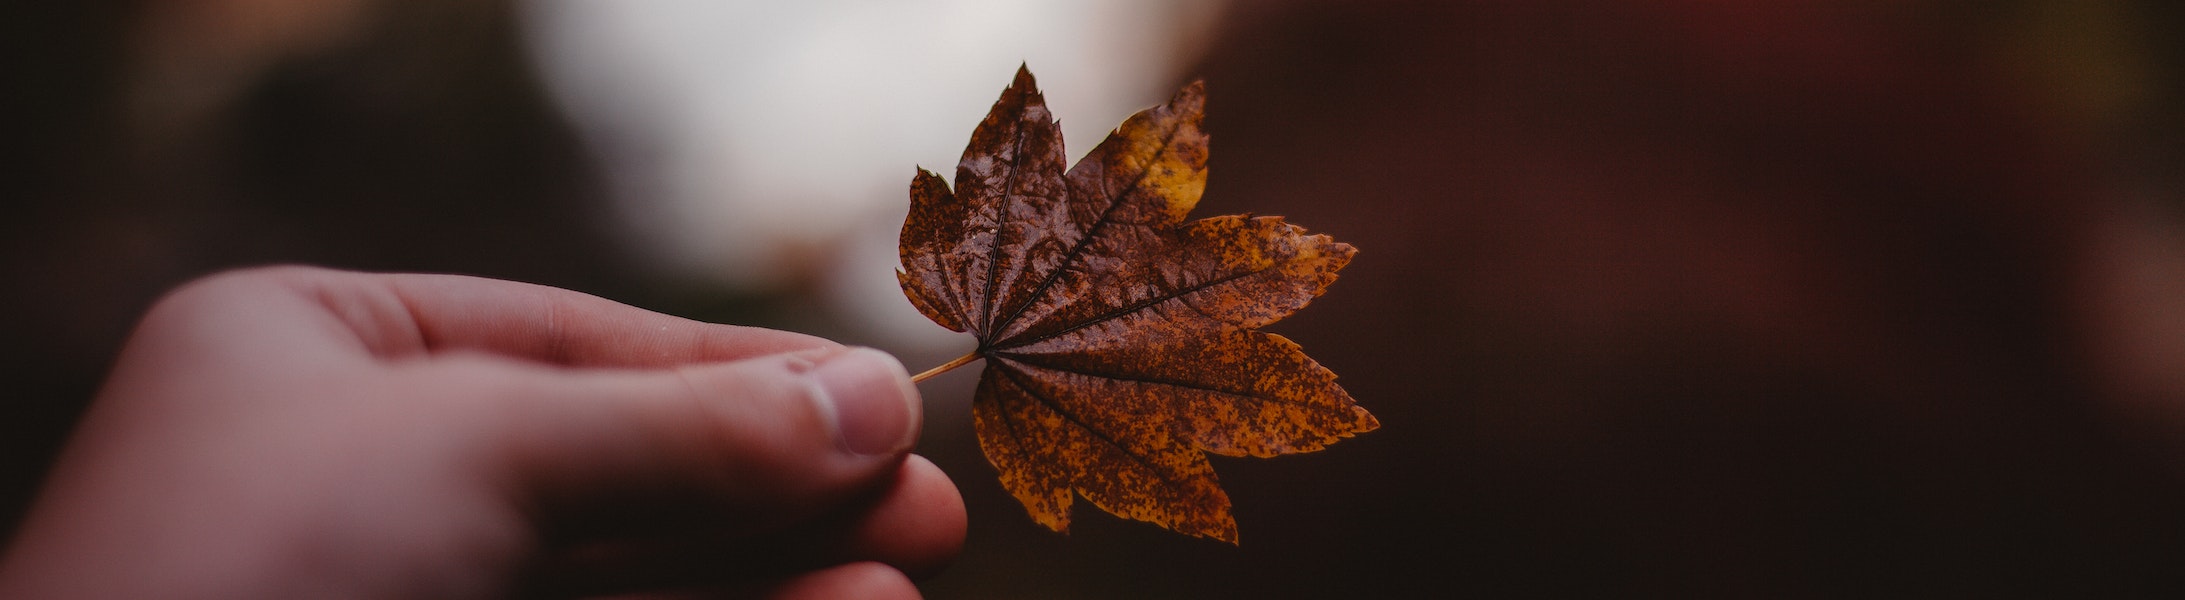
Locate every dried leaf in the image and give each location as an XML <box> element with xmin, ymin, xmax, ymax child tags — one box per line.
<box><xmin>898</xmin><ymin>66</ymin><xmax>1377</xmax><ymax>543</ymax></box>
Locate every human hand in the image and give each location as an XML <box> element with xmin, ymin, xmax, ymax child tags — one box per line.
<box><xmin>0</xmin><ymin>266</ymin><xmax>964</xmax><ymax>599</ymax></box>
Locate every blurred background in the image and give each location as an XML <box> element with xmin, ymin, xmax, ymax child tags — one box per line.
<box><xmin>6</xmin><ymin>0</ymin><xmax>2185</xmax><ymax>596</ymax></box>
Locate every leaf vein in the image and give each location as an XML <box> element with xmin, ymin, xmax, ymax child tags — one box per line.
<box><xmin>995</xmin><ymin>360</ymin><xmax>1196</xmax><ymax>487</ymax></box>
<box><xmin>1000</xmin><ymin>353</ymin><xmax>1347</xmax><ymax>415</ymax></box>
<box><xmin>986</xmin><ymin>117</ymin><xmax>1185</xmax><ymax>341</ymax></box>
<box><xmin>996</xmin><ymin>261</ymin><xmax>1274</xmax><ymax>350</ymax></box>
<box><xmin>976</xmin><ymin>113</ymin><xmax>1037</xmax><ymax>334</ymax></box>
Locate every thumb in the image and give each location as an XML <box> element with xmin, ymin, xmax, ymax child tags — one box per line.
<box><xmin>483</xmin><ymin>346</ymin><xmax>923</xmax><ymax>520</ymax></box>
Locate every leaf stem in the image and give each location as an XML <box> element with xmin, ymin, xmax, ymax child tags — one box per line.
<box><xmin>911</xmin><ymin>351</ymin><xmax>982</xmax><ymax>383</ymax></box>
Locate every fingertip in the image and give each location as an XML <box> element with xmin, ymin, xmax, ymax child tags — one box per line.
<box><xmin>838</xmin><ymin>455</ymin><xmax>967</xmax><ymax>579</ymax></box>
<box><xmin>808</xmin><ymin>348</ymin><xmax>922</xmax><ymax>457</ymax></box>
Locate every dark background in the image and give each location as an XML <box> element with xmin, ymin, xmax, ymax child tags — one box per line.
<box><xmin>8</xmin><ymin>1</ymin><xmax>2185</xmax><ymax>597</ymax></box>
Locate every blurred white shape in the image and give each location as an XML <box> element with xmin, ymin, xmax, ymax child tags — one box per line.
<box><xmin>519</xmin><ymin>1</ymin><xmax>1223</xmax><ymax>295</ymax></box>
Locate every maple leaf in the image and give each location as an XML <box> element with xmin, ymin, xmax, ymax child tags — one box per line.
<box><xmin>897</xmin><ymin>66</ymin><xmax>1377</xmax><ymax>543</ymax></box>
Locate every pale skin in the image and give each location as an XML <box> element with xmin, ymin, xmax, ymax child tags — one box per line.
<box><xmin>0</xmin><ymin>266</ymin><xmax>966</xmax><ymax>599</ymax></box>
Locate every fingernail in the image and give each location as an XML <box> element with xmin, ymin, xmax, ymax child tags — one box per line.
<box><xmin>808</xmin><ymin>347</ymin><xmax>920</xmax><ymax>456</ymax></box>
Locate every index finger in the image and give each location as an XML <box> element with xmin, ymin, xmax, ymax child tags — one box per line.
<box><xmin>245</xmin><ymin>266</ymin><xmax>837</xmax><ymax>367</ymax></box>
